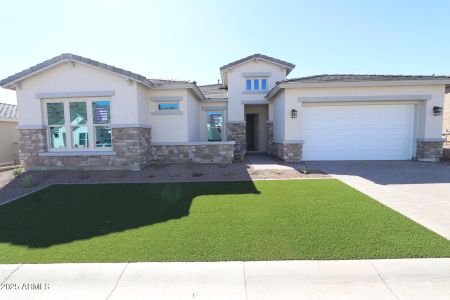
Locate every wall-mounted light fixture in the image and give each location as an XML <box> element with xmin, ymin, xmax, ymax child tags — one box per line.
<box><xmin>433</xmin><ymin>106</ymin><xmax>443</xmax><ymax>116</ymax></box>
<box><xmin>291</xmin><ymin>109</ymin><xmax>298</xmax><ymax>118</ymax></box>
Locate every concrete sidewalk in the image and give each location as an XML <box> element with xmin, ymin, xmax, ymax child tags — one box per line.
<box><xmin>1</xmin><ymin>259</ymin><xmax>449</xmax><ymax>300</ymax></box>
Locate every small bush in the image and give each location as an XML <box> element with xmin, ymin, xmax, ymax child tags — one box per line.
<box><xmin>273</xmin><ymin>169</ymin><xmax>283</xmax><ymax>175</ymax></box>
<box><xmin>224</xmin><ymin>170</ymin><xmax>231</xmax><ymax>176</ymax></box>
<box><xmin>40</xmin><ymin>167</ymin><xmax>52</xmax><ymax>179</ymax></box>
<box><xmin>300</xmin><ymin>165</ymin><xmax>309</xmax><ymax>174</ymax></box>
<box><xmin>249</xmin><ymin>170</ymin><xmax>261</xmax><ymax>176</ymax></box>
<box><xmin>117</xmin><ymin>170</ymin><xmax>129</xmax><ymax>178</ymax></box>
<box><xmin>13</xmin><ymin>167</ymin><xmax>25</xmax><ymax>177</ymax></box>
<box><xmin>192</xmin><ymin>171</ymin><xmax>203</xmax><ymax>177</ymax></box>
<box><xmin>78</xmin><ymin>172</ymin><xmax>90</xmax><ymax>180</ymax></box>
<box><xmin>169</xmin><ymin>172</ymin><xmax>180</xmax><ymax>177</ymax></box>
<box><xmin>21</xmin><ymin>174</ymin><xmax>37</xmax><ymax>188</ymax></box>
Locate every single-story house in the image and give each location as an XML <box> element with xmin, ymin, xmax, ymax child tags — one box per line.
<box><xmin>0</xmin><ymin>103</ymin><xmax>18</xmax><ymax>165</ymax></box>
<box><xmin>0</xmin><ymin>53</ymin><xmax>449</xmax><ymax>170</ymax></box>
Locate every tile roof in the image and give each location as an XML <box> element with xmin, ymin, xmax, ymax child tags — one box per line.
<box><xmin>220</xmin><ymin>54</ymin><xmax>295</xmax><ymax>72</ymax></box>
<box><xmin>0</xmin><ymin>103</ymin><xmax>17</xmax><ymax>120</ymax></box>
<box><xmin>281</xmin><ymin>74</ymin><xmax>450</xmax><ymax>83</ymax></box>
<box><xmin>198</xmin><ymin>83</ymin><xmax>228</xmax><ymax>99</ymax></box>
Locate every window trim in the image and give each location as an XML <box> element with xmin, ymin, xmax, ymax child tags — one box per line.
<box><xmin>43</xmin><ymin>97</ymin><xmax>112</xmax><ymax>152</ymax></box>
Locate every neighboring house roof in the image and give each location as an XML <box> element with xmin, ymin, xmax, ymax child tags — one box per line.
<box><xmin>267</xmin><ymin>74</ymin><xmax>450</xmax><ymax>99</ymax></box>
<box><xmin>0</xmin><ymin>53</ymin><xmax>207</xmax><ymax>101</ymax></box>
<box><xmin>0</xmin><ymin>103</ymin><xmax>17</xmax><ymax>121</ymax></box>
<box><xmin>220</xmin><ymin>54</ymin><xmax>296</xmax><ymax>74</ymax></box>
<box><xmin>198</xmin><ymin>83</ymin><xmax>228</xmax><ymax>99</ymax></box>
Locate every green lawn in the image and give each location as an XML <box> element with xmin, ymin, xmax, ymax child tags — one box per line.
<box><xmin>0</xmin><ymin>179</ymin><xmax>448</xmax><ymax>263</ymax></box>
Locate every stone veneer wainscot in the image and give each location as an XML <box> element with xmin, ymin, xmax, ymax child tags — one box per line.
<box><xmin>18</xmin><ymin>127</ymin><xmax>152</xmax><ymax>170</ymax></box>
<box><xmin>149</xmin><ymin>142</ymin><xmax>234</xmax><ymax>163</ymax></box>
<box><xmin>227</xmin><ymin>122</ymin><xmax>246</xmax><ymax>160</ymax></box>
<box><xmin>416</xmin><ymin>139</ymin><xmax>444</xmax><ymax>162</ymax></box>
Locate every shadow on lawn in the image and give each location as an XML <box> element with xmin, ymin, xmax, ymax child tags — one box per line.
<box><xmin>0</xmin><ymin>181</ymin><xmax>259</xmax><ymax>248</ymax></box>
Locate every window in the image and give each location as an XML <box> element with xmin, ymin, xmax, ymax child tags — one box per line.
<box><xmin>70</xmin><ymin>102</ymin><xmax>88</xmax><ymax>148</ymax></box>
<box><xmin>246</xmin><ymin>79</ymin><xmax>252</xmax><ymax>90</ymax></box>
<box><xmin>245</xmin><ymin>78</ymin><xmax>268</xmax><ymax>91</ymax></box>
<box><xmin>261</xmin><ymin>78</ymin><xmax>267</xmax><ymax>90</ymax></box>
<box><xmin>206</xmin><ymin>111</ymin><xmax>223</xmax><ymax>141</ymax></box>
<box><xmin>47</xmin><ymin>103</ymin><xmax>66</xmax><ymax>148</ymax></box>
<box><xmin>253</xmin><ymin>79</ymin><xmax>259</xmax><ymax>90</ymax></box>
<box><xmin>158</xmin><ymin>103</ymin><xmax>179</xmax><ymax>111</ymax></box>
<box><xmin>92</xmin><ymin>101</ymin><xmax>112</xmax><ymax>148</ymax></box>
<box><xmin>45</xmin><ymin>99</ymin><xmax>111</xmax><ymax>151</ymax></box>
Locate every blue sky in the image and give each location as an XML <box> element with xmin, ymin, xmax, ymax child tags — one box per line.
<box><xmin>1</xmin><ymin>0</ymin><xmax>450</xmax><ymax>104</ymax></box>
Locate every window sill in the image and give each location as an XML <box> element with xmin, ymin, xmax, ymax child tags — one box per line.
<box><xmin>242</xmin><ymin>90</ymin><xmax>268</xmax><ymax>94</ymax></box>
<box><xmin>39</xmin><ymin>151</ymin><xmax>117</xmax><ymax>157</ymax></box>
<box><xmin>151</xmin><ymin>111</ymin><xmax>183</xmax><ymax>115</ymax></box>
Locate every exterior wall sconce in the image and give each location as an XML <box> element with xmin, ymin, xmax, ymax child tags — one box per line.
<box><xmin>433</xmin><ymin>106</ymin><xmax>443</xmax><ymax>116</ymax></box>
<box><xmin>291</xmin><ymin>109</ymin><xmax>298</xmax><ymax>118</ymax></box>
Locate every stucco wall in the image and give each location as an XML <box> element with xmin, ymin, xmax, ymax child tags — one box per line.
<box><xmin>147</xmin><ymin>89</ymin><xmax>189</xmax><ymax>142</ymax></box>
<box><xmin>226</xmin><ymin>60</ymin><xmax>286</xmax><ymax>121</ymax></box>
<box><xmin>16</xmin><ymin>62</ymin><xmax>140</xmax><ymax>127</ymax></box>
<box><xmin>272</xmin><ymin>90</ymin><xmax>286</xmax><ymax>142</ymax></box>
<box><xmin>0</xmin><ymin>120</ymin><xmax>18</xmax><ymax>164</ymax></box>
<box><xmin>279</xmin><ymin>85</ymin><xmax>446</xmax><ymax>150</ymax></box>
<box><xmin>444</xmin><ymin>93</ymin><xmax>450</xmax><ymax>134</ymax></box>
<box><xmin>187</xmin><ymin>89</ymin><xmax>200</xmax><ymax>141</ymax></box>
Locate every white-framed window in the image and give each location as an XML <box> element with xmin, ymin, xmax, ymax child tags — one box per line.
<box><xmin>245</xmin><ymin>78</ymin><xmax>268</xmax><ymax>91</ymax></box>
<box><xmin>206</xmin><ymin>111</ymin><xmax>224</xmax><ymax>141</ymax></box>
<box><xmin>44</xmin><ymin>98</ymin><xmax>112</xmax><ymax>151</ymax></box>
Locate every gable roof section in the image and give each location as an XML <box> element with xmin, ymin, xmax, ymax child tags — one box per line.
<box><xmin>198</xmin><ymin>83</ymin><xmax>228</xmax><ymax>99</ymax></box>
<box><xmin>220</xmin><ymin>54</ymin><xmax>295</xmax><ymax>74</ymax></box>
<box><xmin>267</xmin><ymin>74</ymin><xmax>450</xmax><ymax>99</ymax></box>
<box><xmin>0</xmin><ymin>54</ymin><xmax>207</xmax><ymax>101</ymax></box>
<box><xmin>0</xmin><ymin>53</ymin><xmax>157</xmax><ymax>89</ymax></box>
<box><xmin>0</xmin><ymin>103</ymin><xmax>17</xmax><ymax>120</ymax></box>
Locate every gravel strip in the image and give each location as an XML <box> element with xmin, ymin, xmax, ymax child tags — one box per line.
<box><xmin>0</xmin><ymin>162</ymin><xmax>329</xmax><ymax>205</ymax></box>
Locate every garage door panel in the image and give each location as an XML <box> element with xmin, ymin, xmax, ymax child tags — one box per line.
<box><xmin>302</xmin><ymin>104</ymin><xmax>414</xmax><ymax>161</ymax></box>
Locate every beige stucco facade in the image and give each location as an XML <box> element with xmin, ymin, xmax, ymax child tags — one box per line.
<box><xmin>0</xmin><ymin>120</ymin><xmax>18</xmax><ymax>164</ymax></box>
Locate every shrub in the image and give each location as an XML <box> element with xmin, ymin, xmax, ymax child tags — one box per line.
<box><xmin>223</xmin><ymin>170</ymin><xmax>231</xmax><ymax>176</ymax></box>
<box><xmin>78</xmin><ymin>172</ymin><xmax>90</xmax><ymax>180</ymax></box>
<box><xmin>21</xmin><ymin>175</ymin><xmax>37</xmax><ymax>188</ymax></box>
<box><xmin>192</xmin><ymin>171</ymin><xmax>203</xmax><ymax>177</ymax></box>
<box><xmin>13</xmin><ymin>167</ymin><xmax>24</xmax><ymax>177</ymax></box>
<box><xmin>273</xmin><ymin>169</ymin><xmax>283</xmax><ymax>175</ymax></box>
<box><xmin>300</xmin><ymin>165</ymin><xmax>309</xmax><ymax>174</ymax></box>
<box><xmin>117</xmin><ymin>170</ymin><xmax>129</xmax><ymax>178</ymax></box>
<box><xmin>169</xmin><ymin>172</ymin><xmax>180</xmax><ymax>177</ymax></box>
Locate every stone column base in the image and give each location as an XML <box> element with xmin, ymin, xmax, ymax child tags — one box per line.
<box><xmin>227</xmin><ymin>122</ymin><xmax>246</xmax><ymax>160</ymax></box>
<box><xmin>416</xmin><ymin>140</ymin><xmax>444</xmax><ymax>162</ymax></box>
<box><xmin>269</xmin><ymin>142</ymin><xmax>302</xmax><ymax>162</ymax></box>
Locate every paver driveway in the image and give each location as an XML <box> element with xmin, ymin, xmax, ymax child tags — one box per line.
<box><xmin>308</xmin><ymin>160</ymin><xmax>450</xmax><ymax>239</ymax></box>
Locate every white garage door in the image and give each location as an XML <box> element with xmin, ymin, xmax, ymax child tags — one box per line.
<box><xmin>302</xmin><ymin>104</ymin><xmax>414</xmax><ymax>161</ymax></box>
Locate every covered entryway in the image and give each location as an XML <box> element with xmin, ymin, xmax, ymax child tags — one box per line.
<box><xmin>301</xmin><ymin>104</ymin><xmax>415</xmax><ymax>160</ymax></box>
<box><xmin>245</xmin><ymin>105</ymin><xmax>268</xmax><ymax>153</ymax></box>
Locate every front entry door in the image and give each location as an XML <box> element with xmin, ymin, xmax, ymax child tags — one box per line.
<box><xmin>246</xmin><ymin>114</ymin><xmax>258</xmax><ymax>151</ymax></box>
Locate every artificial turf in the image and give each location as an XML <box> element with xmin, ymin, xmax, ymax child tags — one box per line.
<box><xmin>0</xmin><ymin>179</ymin><xmax>448</xmax><ymax>263</ymax></box>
